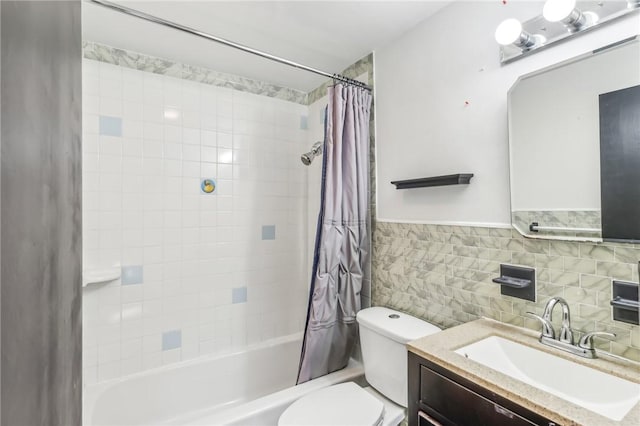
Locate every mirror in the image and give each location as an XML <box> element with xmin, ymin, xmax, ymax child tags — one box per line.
<box><xmin>508</xmin><ymin>37</ymin><xmax>640</xmax><ymax>243</ymax></box>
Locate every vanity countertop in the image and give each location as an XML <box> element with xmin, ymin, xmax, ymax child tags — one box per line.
<box><xmin>407</xmin><ymin>318</ymin><xmax>640</xmax><ymax>426</ymax></box>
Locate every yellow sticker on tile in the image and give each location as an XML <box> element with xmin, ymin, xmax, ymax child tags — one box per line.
<box><xmin>201</xmin><ymin>178</ymin><xmax>216</xmax><ymax>194</ymax></box>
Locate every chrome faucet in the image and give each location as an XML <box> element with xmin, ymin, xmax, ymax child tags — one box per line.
<box><xmin>527</xmin><ymin>297</ymin><xmax>615</xmax><ymax>359</ymax></box>
<box><xmin>544</xmin><ymin>297</ymin><xmax>574</xmax><ymax>344</ymax></box>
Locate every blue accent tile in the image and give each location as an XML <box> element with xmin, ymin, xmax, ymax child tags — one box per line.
<box><xmin>262</xmin><ymin>225</ymin><xmax>276</xmax><ymax>240</ymax></box>
<box><xmin>121</xmin><ymin>265</ymin><xmax>143</xmax><ymax>285</ymax></box>
<box><xmin>299</xmin><ymin>115</ymin><xmax>308</xmax><ymax>130</ymax></box>
<box><xmin>99</xmin><ymin>115</ymin><xmax>122</xmax><ymax>137</ymax></box>
<box><xmin>162</xmin><ymin>330</ymin><xmax>182</xmax><ymax>351</ymax></box>
<box><xmin>232</xmin><ymin>287</ymin><xmax>247</xmax><ymax>304</ymax></box>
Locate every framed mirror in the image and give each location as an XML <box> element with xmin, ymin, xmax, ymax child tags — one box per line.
<box><xmin>508</xmin><ymin>36</ymin><xmax>640</xmax><ymax>243</ymax></box>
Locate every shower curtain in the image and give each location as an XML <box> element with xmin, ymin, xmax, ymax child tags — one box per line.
<box><xmin>297</xmin><ymin>83</ymin><xmax>372</xmax><ymax>384</ymax></box>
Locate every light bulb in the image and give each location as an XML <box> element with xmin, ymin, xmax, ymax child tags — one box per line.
<box><xmin>495</xmin><ymin>18</ymin><xmax>543</xmax><ymax>49</ymax></box>
<box><xmin>543</xmin><ymin>0</ymin><xmax>577</xmax><ymax>22</ymax></box>
<box><xmin>542</xmin><ymin>0</ymin><xmax>596</xmax><ymax>31</ymax></box>
<box><xmin>495</xmin><ymin>18</ymin><xmax>524</xmax><ymax>46</ymax></box>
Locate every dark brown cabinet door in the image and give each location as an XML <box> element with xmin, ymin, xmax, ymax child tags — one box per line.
<box><xmin>408</xmin><ymin>352</ymin><xmax>557</xmax><ymax>426</ymax></box>
<box><xmin>420</xmin><ymin>366</ymin><xmax>538</xmax><ymax>426</ymax></box>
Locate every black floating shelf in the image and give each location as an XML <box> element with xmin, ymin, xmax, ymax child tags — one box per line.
<box><xmin>391</xmin><ymin>173</ymin><xmax>473</xmax><ymax>190</ymax></box>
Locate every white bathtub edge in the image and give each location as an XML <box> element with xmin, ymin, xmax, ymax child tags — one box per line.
<box><xmin>179</xmin><ymin>360</ymin><xmax>365</xmax><ymax>426</ymax></box>
<box><xmin>84</xmin><ymin>332</ymin><xmax>304</xmax><ymax>426</ymax></box>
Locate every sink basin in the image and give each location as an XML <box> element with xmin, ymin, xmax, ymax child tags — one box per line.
<box><xmin>455</xmin><ymin>336</ymin><xmax>640</xmax><ymax>421</ymax></box>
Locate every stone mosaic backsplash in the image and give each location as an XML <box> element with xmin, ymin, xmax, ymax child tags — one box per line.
<box><xmin>372</xmin><ymin>221</ymin><xmax>640</xmax><ymax>362</ymax></box>
<box><xmin>513</xmin><ymin>210</ymin><xmax>602</xmax><ymax>240</ymax></box>
<box><xmin>83</xmin><ymin>41</ymin><xmax>308</xmax><ymax>105</ymax></box>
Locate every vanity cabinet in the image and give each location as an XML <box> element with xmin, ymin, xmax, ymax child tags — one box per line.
<box><xmin>408</xmin><ymin>352</ymin><xmax>557</xmax><ymax>426</ymax></box>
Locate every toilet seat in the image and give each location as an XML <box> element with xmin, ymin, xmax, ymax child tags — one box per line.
<box><xmin>278</xmin><ymin>382</ymin><xmax>385</xmax><ymax>426</ymax></box>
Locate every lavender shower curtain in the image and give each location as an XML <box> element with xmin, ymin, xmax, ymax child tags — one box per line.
<box><xmin>297</xmin><ymin>84</ymin><xmax>372</xmax><ymax>384</ymax></box>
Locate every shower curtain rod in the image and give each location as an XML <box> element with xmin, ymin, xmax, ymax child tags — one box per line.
<box><xmin>87</xmin><ymin>0</ymin><xmax>372</xmax><ymax>91</ymax></box>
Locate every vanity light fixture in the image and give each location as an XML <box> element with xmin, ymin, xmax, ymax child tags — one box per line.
<box><xmin>496</xmin><ymin>0</ymin><xmax>639</xmax><ymax>64</ymax></box>
<box><xmin>543</xmin><ymin>0</ymin><xmax>598</xmax><ymax>32</ymax></box>
<box><xmin>494</xmin><ymin>18</ymin><xmax>543</xmax><ymax>49</ymax></box>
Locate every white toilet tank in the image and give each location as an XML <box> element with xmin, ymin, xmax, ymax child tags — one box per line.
<box><xmin>356</xmin><ymin>307</ymin><xmax>440</xmax><ymax>408</ymax></box>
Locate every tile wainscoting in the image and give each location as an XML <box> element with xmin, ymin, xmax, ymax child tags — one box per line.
<box><xmin>372</xmin><ymin>221</ymin><xmax>640</xmax><ymax>362</ymax></box>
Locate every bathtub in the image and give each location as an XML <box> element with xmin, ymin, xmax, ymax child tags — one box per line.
<box><xmin>84</xmin><ymin>333</ymin><xmax>364</xmax><ymax>426</ymax></box>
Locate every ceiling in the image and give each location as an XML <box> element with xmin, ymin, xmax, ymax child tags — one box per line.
<box><xmin>82</xmin><ymin>1</ymin><xmax>452</xmax><ymax>92</ymax></box>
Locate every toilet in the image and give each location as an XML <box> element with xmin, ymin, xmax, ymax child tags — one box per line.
<box><xmin>278</xmin><ymin>307</ymin><xmax>441</xmax><ymax>426</ymax></box>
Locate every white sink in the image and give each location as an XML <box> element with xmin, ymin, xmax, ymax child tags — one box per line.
<box><xmin>455</xmin><ymin>336</ymin><xmax>640</xmax><ymax>421</ymax></box>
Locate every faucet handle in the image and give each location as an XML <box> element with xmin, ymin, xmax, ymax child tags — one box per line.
<box><xmin>578</xmin><ymin>331</ymin><xmax>616</xmax><ymax>350</ymax></box>
<box><xmin>526</xmin><ymin>312</ymin><xmax>556</xmax><ymax>339</ymax></box>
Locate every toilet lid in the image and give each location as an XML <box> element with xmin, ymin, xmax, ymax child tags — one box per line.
<box><xmin>278</xmin><ymin>382</ymin><xmax>385</xmax><ymax>426</ymax></box>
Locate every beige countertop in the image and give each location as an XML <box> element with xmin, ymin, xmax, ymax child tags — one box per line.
<box><xmin>407</xmin><ymin>318</ymin><xmax>640</xmax><ymax>426</ymax></box>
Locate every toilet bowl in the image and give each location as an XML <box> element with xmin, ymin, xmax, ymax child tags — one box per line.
<box><xmin>278</xmin><ymin>307</ymin><xmax>441</xmax><ymax>426</ymax></box>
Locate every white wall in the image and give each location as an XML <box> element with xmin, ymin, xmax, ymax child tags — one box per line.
<box><xmin>375</xmin><ymin>0</ymin><xmax>640</xmax><ymax>226</ymax></box>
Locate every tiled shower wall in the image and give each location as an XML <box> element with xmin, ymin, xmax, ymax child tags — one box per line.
<box><xmin>372</xmin><ymin>222</ymin><xmax>640</xmax><ymax>361</ymax></box>
<box><xmin>82</xmin><ymin>55</ymin><xmax>310</xmax><ymax>383</ymax></box>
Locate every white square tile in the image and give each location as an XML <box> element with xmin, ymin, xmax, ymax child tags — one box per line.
<box><xmin>123</xmin><ymin>82</ymin><xmax>143</xmax><ymax>102</ymax></box>
<box><xmin>143</xmin><ymin>104</ymin><xmax>164</xmax><ymax>123</ymax></box>
<box><xmin>83</xmin><ymin>63</ymin><xmax>100</xmax><ymax>87</ymax></box>
<box><xmin>100</xmin><ymin>97</ymin><xmax>123</xmax><ymax>116</ymax></box>
<box><xmin>143</xmin><ymin>122</ymin><xmax>163</xmax><ymax>141</ymax></box>
<box><xmin>122</xmin><ymin>302</ymin><xmax>143</xmax><ymax>322</ymax></box>
<box><xmin>182</xmin><ymin>128</ymin><xmax>201</xmax><ymax>145</ymax></box>
<box><xmin>83</xmin><ymin>153</ymin><xmax>100</xmax><ymax>173</ymax></box>
<box><xmin>123</xmin><ymin>119</ymin><xmax>143</xmax><ymax>139</ymax></box>
<box><xmin>100</xmin><ymin>79</ymin><xmax>123</xmax><ymax>100</ymax></box>
<box><xmin>201</xmin><ymin>114</ymin><xmax>217</xmax><ymax>131</ymax></box>
<box><xmin>85</xmin><ymin>114</ymin><xmax>100</xmax><ymax>134</ymax></box>
<box><xmin>143</xmin><ymin>140</ymin><xmax>164</xmax><ymax>158</ymax></box>
<box><xmin>98</xmin><ymin>361</ymin><xmax>121</xmax><ymax>382</ymax></box>
<box><xmin>164</xmin><ymin>125</ymin><xmax>182</xmax><ymax>143</ymax></box>
<box><xmin>162</xmin><ymin>349</ymin><xmax>182</xmax><ymax>365</ymax></box>
<box><xmin>163</xmin><ymin>85</ymin><xmax>182</xmax><ymax>108</ymax></box>
<box><xmin>143</xmin><ymin>352</ymin><xmax>162</xmax><ymax>370</ymax></box>
<box><xmin>201</xmin><ymin>130</ymin><xmax>217</xmax><ymax>147</ymax></box>
<box><xmin>120</xmin><ymin>356</ymin><xmax>143</xmax><ymax>375</ymax></box>
<box><xmin>182</xmin><ymin>161</ymin><xmax>201</xmax><ymax>177</ymax></box>
<box><xmin>201</xmin><ymin>162</ymin><xmax>216</xmax><ymax>177</ymax></box>
<box><xmin>123</xmin><ymin>138</ymin><xmax>144</xmax><ymax>158</ymax></box>
<box><xmin>182</xmin><ymin>109</ymin><xmax>200</xmax><ymax>128</ymax></box>
<box><xmin>84</xmin><ymin>95</ymin><xmax>100</xmax><ymax>114</ymax></box>
<box><xmin>217</xmin><ymin>148</ymin><xmax>232</xmax><ymax>164</ymax></box>
<box><xmin>218</xmin><ymin>116</ymin><xmax>233</xmax><ymax>132</ymax></box>
<box><xmin>182</xmin><ymin>144</ymin><xmax>200</xmax><ymax>162</ymax></box>
<box><xmin>217</xmin><ymin>132</ymin><xmax>233</xmax><ymax>148</ymax></box>
<box><xmin>163</xmin><ymin>159</ymin><xmax>182</xmax><ymax>177</ymax></box>
<box><xmin>122</xmin><ymin>247</ymin><xmax>144</xmax><ymax>266</ymax></box>
<box><xmin>97</xmin><ymin>324</ymin><xmax>121</xmax><ymax>345</ymax></box>
<box><xmin>143</xmin><ymin>246</ymin><xmax>163</xmax><ymax>264</ymax></box>
<box><xmin>143</xmin><ymin>158</ymin><xmax>163</xmax><ymax>176</ymax></box>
